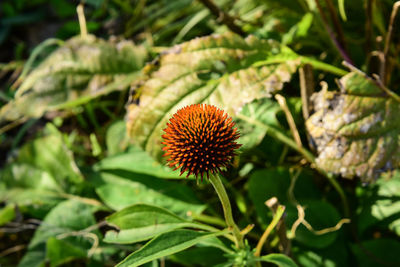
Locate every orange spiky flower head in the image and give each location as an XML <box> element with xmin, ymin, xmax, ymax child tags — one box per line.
<box><xmin>162</xmin><ymin>104</ymin><xmax>241</xmax><ymax>181</ymax></box>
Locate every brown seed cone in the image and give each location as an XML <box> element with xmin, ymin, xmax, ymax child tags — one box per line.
<box><xmin>162</xmin><ymin>104</ymin><xmax>241</xmax><ymax>180</ymax></box>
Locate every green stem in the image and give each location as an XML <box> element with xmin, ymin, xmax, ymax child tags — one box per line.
<box><xmin>190</xmin><ymin>213</ymin><xmax>227</xmax><ymax>228</ymax></box>
<box><xmin>236</xmin><ymin>113</ymin><xmax>350</xmax><ymax>218</ymax></box>
<box><xmin>299</xmin><ymin>56</ymin><xmax>348</xmax><ymax>76</ymax></box>
<box><xmin>254</xmin><ymin>205</ymin><xmax>285</xmax><ymax>257</ymax></box>
<box><xmin>209</xmin><ymin>173</ymin><xmax>244</xmax><ymax>249</ymax></box>
<box><xmin>253</xmin><ymin>56</ymin><xmax>348</xmax><ymax>77</ymax></box>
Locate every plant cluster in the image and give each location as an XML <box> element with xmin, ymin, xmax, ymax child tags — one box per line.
<box><xmin>1</xmin><ymin>0</ymin><xmax>400</xmax><ymax>267</ymax></box>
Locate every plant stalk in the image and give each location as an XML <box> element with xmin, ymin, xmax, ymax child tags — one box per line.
<box><xmin>209</xmin><ymin>173</ymin><xmax>244</xmax><ymax>249</ymax></box>
<box><xmin>254</xmin><ymin>205</ymin><xmax>285</xmax><ymax>257</ymax></box>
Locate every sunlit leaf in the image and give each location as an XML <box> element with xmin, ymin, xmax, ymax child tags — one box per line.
<box><xmin>0</xmin><ymin>204</ymin><xmax>15</xmax><ymax>226</ymax></box>
<box><xmin>29</xmin><ymin>199</ymin><xmax>99</xmax><ymax>248</ymax></box>
<box><xmin>126</xmin><ymin>32</ymin><xmax>299</xmax><ymax>161</ymax></box>
<box><xmin>306</xmin><ymin>71</ymin><xmax>400</xmax><ymax>182</ymax></box>
<box><xmin>0</xmin><ymin>35</ymin><xmax>145</xmax><ymax>121</ymax></box>
<box><xmin>358</xmin><ymin>172</ymin><xmax>400</xmax><ymax>236</ymax></box>
<box><xmin>46</xmin><ymin>237</ymin><xmax>87</xmax><ymax>267</ymax></box>
<box><xmin>95</xmin><ymin>146</ymin><xmax>184</xmax><ymax>179</ymax></box>
<box><xmin>90</xmin><ymin>170</ymin><xmax>205</xmax><ymax>216</ymax></box>
<box><xmin>18</xmin><ymin>200</ymin><xmax>100</xmax><ymax>267</ymax></box>
<box><xmin>236</xmin><ymin>98</ymin><xmax>282</xmax><ymax>151</ymax></box>
<box><xmin>116</xmin><ymin>229</ymin><xmax>227</xmax><ymax>267</ymax></box>
<box><xmin>104</xmin><ymin>204</ymin><xmax>206</xmax><ymax>244</ymax></box>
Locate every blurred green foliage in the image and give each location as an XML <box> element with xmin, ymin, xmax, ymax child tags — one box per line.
<box><xmin>1</xmin><ymin>0</ymin><xmax>400</xmax><ymax>266</ymax></box>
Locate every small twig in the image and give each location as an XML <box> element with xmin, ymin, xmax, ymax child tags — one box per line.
<box><xmin>369</xmin><ymin>51</ymin><xmax>385</xmax><ymax>79</ymax></box>
<box><xmin>275</xmin><ymin>94</ymin><xmax>302</xmax><ymax>148</ymax></box>
<box><xmin>240</xmin><ymin>224</ymin><xmax>255</xmax><ymax>236</ymax></box>
<box><xmin>0</xmin><ymin>116</ymin><xmax>28</xmax><ymax>135</ymax></box>
<box><xmin>342</xmin><ymin>60</ymin><xmax>400</xmax><ymax>103</ymax></box>
<box><xmin>0</xmin><ymin>244</ymin><xmax>26</xmax><ymax>258</ymax></box>
<box><xmin>372</xmin><ymin>74</ymin><xmax>400</xmax><ymax>103</ymax></box>
<box><xmin>289</xmin><ymin>204</ymin><xmax>350</xmax><ymax>238</ymax></box>
<box><xmin>315</xmin><ymin>0</ymin><xmax>353</xmax><ymax>64</ymax></box>
<box><xmin>59</xmin><ymin>193</ymin><xmax>107</xmax><ymax>208</ymax></box>
<box><xmin>299</xmin><ymin>65</ymin><xmax>314</xmax><ymax>120</ymax></box>
<box><xmin>254</xmin><ymin>201</ymin><xmax>285</xmax><ymax>257</ymax></box>
<box><xmin>56</xmin><ymin>221</ymin><xmax>107</xmax><ymax>257</ymax></box>
<box><xmin>265</xmin><ymin>197</ymin><xmax>291</xmax><ymax>255</ymax></box>
<box><xmin>197</xmin><ymin>0</ymin><xmax>245</xmax><ymax>36</ymax></box>
<box><xmin>77</xmin><ymin>3</ymin><xmax>88</xmax><ymax>38</ymax></box>
<box><xmin>383</xmin><ymin>1</ymin><xmax>400</xmax><ymax>85</ymax></box>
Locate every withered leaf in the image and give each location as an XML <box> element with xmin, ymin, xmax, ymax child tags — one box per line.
<box><xmin>306</xmin><ymin>71</ymin><xmax>400</xmax><ymax>182</ymax></box>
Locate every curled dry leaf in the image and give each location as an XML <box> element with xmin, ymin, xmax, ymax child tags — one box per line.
<box><xmin>306</xmin><ymin>71</ymin><xmax>400</xmax><ymax>182</ymax></box>
<box><xmin>126</xmin><ymin>32</ymin><xmax>299</xmax><ymax>161</ymax></box>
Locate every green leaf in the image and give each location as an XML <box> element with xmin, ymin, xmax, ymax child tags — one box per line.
<box><xmin>282</xmin><ymin>13</ymin><xmax>313</xmax><ymax>45</ymax></box>
<box><xmin>17</xmin><ymin>249</ymin><xmax>45</xmax><ymax>267</ymax></box>
<box><xmin>2</xmin><ymin>188</ymin><xmax>62</xmax><ymax>218</ymax></box>
<box><xmin>116</xmin><ymin>229</ymin><xmax>228</xmax><ymax>267</ymax></box>
<box><xmin>170</xmin><ymin>246</ymin><xmax>226</xmax><ymax>267</ymax></box>
<box><xmin>18</xmin><ymin>200</ymin><xmax>99</xmax><ymax>267</ymax></box>
<box><xmin>104</xmin><ymin>204</ymin><xmax>207</xmax><ymax>244</ymax></box>
<box><xmin>292</xmin><ymin>233</ymin><xmax>349</xmax><ymax>267</ymax></box>
<box><xmin>236</xmin><ymin>98</ymin><xmax>282</xmax><ymax>151</ymax></box>
<box><xmin>126</xmin><ymin>32</ymin><xmax>299</xmax><ymax>161</ymax></box>
<box><xmin>259</xmin><ymin>254</ymin><xmax>299</xmax><ymax>267</ymax></box>
<box><xmin>351</xmin><ymin>239</ymin><xmax>400</xmax><ymax>267</ymax></box>
<box><xmin>306</xmin><ymin>71</ymin><xmax>400</xmax><ymax>182</ymax></box>
<box><xmin>95</xmin><ymin>146</ymin><xmax>184</xmax><ymax>179</ymax></box>
<box><xmin>46</xmin><ymin>237</ymin><xmax>87</xmax><ymax>267</ymax></box>
<box><xmin>248</xmin><ymin>168</ymin><xmax>321</xmax><ymax>225</ymax></box>
<box><xmin>17</xmin><ymin>133</ymin><xmax>83</xmax><ymax>185</ymax></box>
<box><xmin>0</xmin><ymin>35</ymin><xmax>145</xmax><ymax>121</ymax></box>
<box><xmin>0</xmin><ymin>204</ymin><xmax>15</xmax><ymax>226</ymax></box>
<box><xmin>0</xmin><ymin>131</ymin><xmax>85</xmax><ymax>216</ymax></box>
<box><xmin>358</xmin><ymin>172</ymin><xmax>400</xmax><ymax>236</ymax></box>
<box><xmin>91</xmin><ymin>170</ymin><xmax>205</xmax><ymax>216</ymax></box>
<box><xmin>106</xmin><ymin>120</ymin><xmax>128</xmax><ymax>156</ymax></box>
<box><xmin>29</xmin><ymin>199</ymin><xmax>99</xmax><ymax>248</ymax></box>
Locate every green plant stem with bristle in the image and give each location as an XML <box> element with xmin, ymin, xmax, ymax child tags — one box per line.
<box><xmin>209</xmin><ymin>173</ymin><xmax>244</xmax><ymax>249</ymax></box>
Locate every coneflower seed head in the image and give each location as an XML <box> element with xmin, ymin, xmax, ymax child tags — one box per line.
<box><xmin>162</xmin><ymin>104</ymin><xmax>241</xmax><ymax>180</ymax></box>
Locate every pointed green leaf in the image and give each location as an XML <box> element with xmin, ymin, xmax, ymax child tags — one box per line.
<box><xmin>104</xmin><ymin>204</ymin><xmax>206</xmax><ymax>244</ymax></box>
<box><xmin>306</xmin><ymin>71</ymin><xmax>400</xmax><ymax>182</ymax></box>
<box><xmin>126</xmin><ymin>32</ymin><xmax>299</xmax><ymax>160</ymax></box>
<box><xmin>116</xmin><ymin>229</ymin><xmax>228</xmax><ymax>267</ymax></box>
